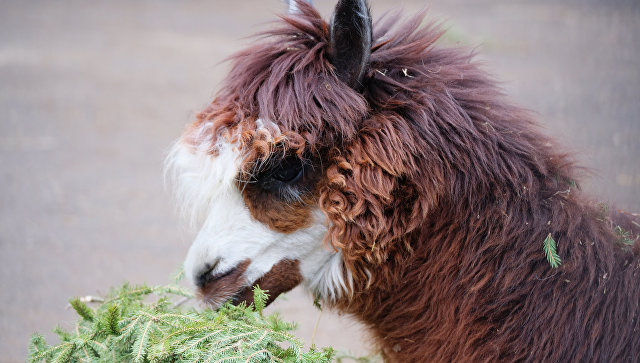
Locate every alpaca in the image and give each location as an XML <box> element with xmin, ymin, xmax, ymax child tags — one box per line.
<box><xmin>167</xmin><ymin>0</ymin><xmax>640</xmax><ymax>361</ymax></box>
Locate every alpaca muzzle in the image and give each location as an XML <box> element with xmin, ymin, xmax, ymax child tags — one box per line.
<box><xmin>196</xmin><ymin>258</ymin><xmax>303</xmax><ymax>309</ymax></box>
<box><xmin>196</xmin><ymin>259</ymin><xmax>251</xmax><ymax>308</ymax></box>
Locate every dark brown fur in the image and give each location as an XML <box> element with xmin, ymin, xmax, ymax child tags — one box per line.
<box><xmin>234</xmin><ymin>259</ymin><xmax>303</xmax><ymax>307</ymax></box>
<box><xmin>188</xmin><ymin>3</ymin><xmax>640</xmax><ymax>361</ymax></box>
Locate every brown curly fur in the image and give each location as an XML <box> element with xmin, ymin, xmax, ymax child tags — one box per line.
<box><xmin>186</xmin><ymin>2</ymin><xmax>640</xmax><ymax>361</ymax></box>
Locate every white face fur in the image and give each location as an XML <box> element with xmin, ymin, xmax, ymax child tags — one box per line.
<box><xmin>166</xmin><ymin>121</ymin><xmax>352</xmax><ymax>306</ymax></box>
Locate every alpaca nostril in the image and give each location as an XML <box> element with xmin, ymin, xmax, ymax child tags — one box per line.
<box><xmin>195</xmin><ymin>262</ymin><xmax>239</xmax><ymax>289</ymax></box>
<box><xmin>195</xmin><ymin>259</ymin><xmax>220</xmax><ymax>288</ymax></box>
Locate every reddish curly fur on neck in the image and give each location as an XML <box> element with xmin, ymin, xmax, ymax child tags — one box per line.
<box><xmin>193</xmin><ymin>3</ymin><xmax>640</xmax><ymax>362</ymax></box>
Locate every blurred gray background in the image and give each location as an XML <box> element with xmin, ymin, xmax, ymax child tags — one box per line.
<box><xmin>1</xmin><ymin>0</ymin><xmax>639</xmax><ymax>361</ymax></box>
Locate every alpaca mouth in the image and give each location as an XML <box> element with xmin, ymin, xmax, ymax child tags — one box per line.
<box><xmin>197</xmin><ymin>259</ymin><xmax>252</xmax><ymax>308</ymax></box>
<box><xmin>196</xmin><ymin>259</ymin><xmax>304</xmax><ymax>310</ymax></box>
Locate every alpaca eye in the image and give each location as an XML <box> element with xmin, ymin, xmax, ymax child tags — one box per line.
<box><xmin>271</xmin><ymin>157</ymin><xmax>303</xmax><ymax>184</ymax></box>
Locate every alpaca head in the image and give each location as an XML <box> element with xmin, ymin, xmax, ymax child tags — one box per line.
<box><xmin>167</xmin><ymin>0</ymin><xmax>377</xmax><ymax>308</ymax></box>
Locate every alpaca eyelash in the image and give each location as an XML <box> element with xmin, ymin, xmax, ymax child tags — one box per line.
<box><xmin>261</xmin><ymin>167</ymin><xmax>308</xmax><ymax>202</ymax></box>
<box><xmin>250</xmin><ymin>154</ymin><xmax>313</xmax><ymax>197</ymax></box>
<box><xmin>277</xmin><ymin>184</ymin><xmax>306</xmax><ymax>204</ymax></box>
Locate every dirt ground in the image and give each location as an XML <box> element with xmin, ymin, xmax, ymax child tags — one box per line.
<box><xmin>1</xmin><ymin>0</ymin><xmax>638</xmax><ymax>361</ymax></box>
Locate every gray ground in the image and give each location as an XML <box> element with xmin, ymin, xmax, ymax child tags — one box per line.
<box><xmin>1</xmin><ymin>0</ymin><xmax>639</xmax><ymax>361</ymax></box>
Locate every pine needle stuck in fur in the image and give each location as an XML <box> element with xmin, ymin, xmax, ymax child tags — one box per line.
<box><xmin>543</xmin><ymin>233</ymin><xmax>562</xmax><ymax>268</ymax></box>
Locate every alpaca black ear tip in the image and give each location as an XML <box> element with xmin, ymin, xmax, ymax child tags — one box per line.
<box><xmin>329</xmin><ymin>0</ymin><xmax>373</xmax><ymax>90</ymax></box>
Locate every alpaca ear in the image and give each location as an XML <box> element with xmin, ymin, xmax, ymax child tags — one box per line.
<box><xmin>328</xmin><ymin>0</ymin><xmax>372</xmax><ymax>89</ymax></box>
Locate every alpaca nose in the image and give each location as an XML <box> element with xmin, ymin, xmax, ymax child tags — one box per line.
<box><xmin>196</xmin><ymin>265</ymin><xmax>239</xmax><ymax>289</ymax></box>
<box><xmin>194</xmin><ymin>258</ymin><xmax>222</xmax><ymax>288</ymax></box>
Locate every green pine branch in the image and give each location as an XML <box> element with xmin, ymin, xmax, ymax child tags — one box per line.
<box><xmin>614</xmin><ymin>225</ymin><xmax>634</xmax><ymax>246</ymax></box>
<box><xmin>69</xmin><ymin>299</ymin><xmax>94</xmax><ymax>322</ymax></box>
<box><xmin>543</xmin><ymin>233</ymin><xmax>562</xmax><ymax>268</ymax></box>
<box><xmin>253</xmin><ymin>285</ymin><xmax>269</xmax><ymax>315</ymax></box>
<box><xmin>29</xmin><ymin>282</ymin><xmax>334</xmax><ymax>363</ymax></box>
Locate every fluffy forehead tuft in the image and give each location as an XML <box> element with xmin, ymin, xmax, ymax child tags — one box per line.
<box><xmin>195</xmin><ymin>4</ymin><xmax>369</xmax><ymax>150</ymax></box>
<box><xmin>238</xmin><ymin>122</ymin><xmax>308</xmax><ymax>176</ymax></box>
<box><xmin>188</xmin><ymin>4</ymin><xmax>450</xmax><ymax>156</ymax></box>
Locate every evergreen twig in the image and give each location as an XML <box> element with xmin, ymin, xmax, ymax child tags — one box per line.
<box><xmin>614</xmin><ymin>225</ymin><xmax>634</xmax><ymax>246</ymax></box>
<box><xmin>69</xmin><ymin>299</ymin><xmax>95</xmax><ymax>322</ymax></box>
<box><xmin>543</xmin><ymin>233</ymin><xmax>562</xmax><ymax>268</ymax></box>
<box><xmin>29</xmin><ymin>282</ymin><xmax>333</xmax><ymax>362</ymax></box>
